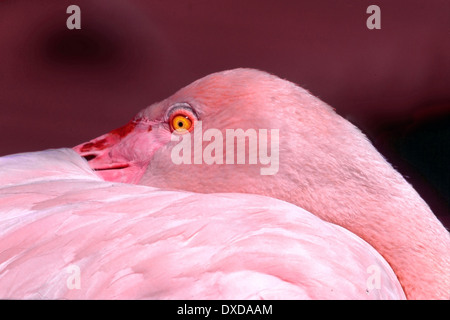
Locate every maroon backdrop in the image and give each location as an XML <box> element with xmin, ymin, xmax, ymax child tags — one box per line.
<box><xmin>0</xmin><ymin>0</ymin><xmax>449</xmax><ymax>226</ymax></box>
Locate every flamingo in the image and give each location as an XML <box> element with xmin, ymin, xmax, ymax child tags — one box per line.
<box><xmin>1</xmin><ymin>68</ymin><xmax>449</xmax><ymax>299</ymax></box>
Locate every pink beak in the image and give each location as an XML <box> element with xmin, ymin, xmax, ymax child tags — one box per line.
<box><xmin>73</xmin><ymin>120</ymin><xmax>148</xmax><ymax>183</ymax></box>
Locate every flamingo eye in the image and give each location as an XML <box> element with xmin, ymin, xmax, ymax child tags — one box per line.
<box><xmin>168</xmin><ymin>104</ymin><xmax>197</xmax><ymax>133</ymax></box>
<box><xmin>171</xmin><ymin>114</ymin><xmax>193</xmax><ymax>132</ymax></box>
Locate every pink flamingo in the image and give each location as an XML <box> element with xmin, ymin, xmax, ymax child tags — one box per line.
<box><xmin>1</xmin><ymin>69</ymin><xmax>449</xmax><ymax>299</ymax></box>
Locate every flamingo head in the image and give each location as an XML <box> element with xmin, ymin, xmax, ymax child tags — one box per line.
<box><xmin>73</xmin><ymin>68</ymin><xmax>353</xmax><ymax>200</ymax></box>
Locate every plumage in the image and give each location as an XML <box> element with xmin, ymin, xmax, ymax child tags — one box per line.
<box><xmin>0</xmin><ymin>149</ymin><xmax>404</xmax><ymax>299</ymax></box>
<box><xmin>1</xmin><ymin>69</ymin><xmax>449</xmax><ymax>299</ymax></box>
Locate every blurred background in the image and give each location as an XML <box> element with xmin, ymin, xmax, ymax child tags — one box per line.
<box><xmin>0</xmin><ymin>0</ymin><xmax>448</xmax><ymax>226</ymax></box>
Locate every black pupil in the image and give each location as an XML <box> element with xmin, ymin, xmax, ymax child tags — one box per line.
<box><xmin>178</xmin><ymin>121</ymin><xmax>184</xmax><ymax>127</ymax></box>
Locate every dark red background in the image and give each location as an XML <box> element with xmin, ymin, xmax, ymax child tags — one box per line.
<box><xmin>0</xmin><ymin>0</ymin><xmax>449</xmax><ymax>226</ymax></box>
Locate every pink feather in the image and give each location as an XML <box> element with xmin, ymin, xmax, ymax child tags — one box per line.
<box><xmin>0</xmin><ymin>149</ymin><xmax>404</xmax><ymax>299</ymax></box>
<box><xmin>1</xmin><ymin>69</ymin><xmax>449</xmax><ymax>299</ymax></box>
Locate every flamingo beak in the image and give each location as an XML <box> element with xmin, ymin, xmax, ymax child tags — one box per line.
<box><xmin>73</xmin><ymin>120</ymin><xmax>148</xmax><ymax>183</ymax></box>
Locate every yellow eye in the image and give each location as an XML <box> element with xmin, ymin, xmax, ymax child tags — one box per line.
<box><xmin>171</xmin><ymin>114</ymin><xmax>192</xmax><ymax>132</ymax></box>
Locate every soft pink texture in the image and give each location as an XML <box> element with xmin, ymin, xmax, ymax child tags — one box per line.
<box><xmin>0</xmin><ymin>149</ymin><xmax>404</xmax><ymax>299</ymax></box>
<box><xmin>73</xmin><ymin>69</ymin><xmax>450</xmax><ymax>299</ymax></box>
<box><xmin>2</xmin><ymin>69</ymin><xmax>449</xmax><ymax>299</ymax></box>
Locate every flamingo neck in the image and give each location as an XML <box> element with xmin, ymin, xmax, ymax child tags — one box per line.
<box><xmin>291</xmin><ymin>155</ymin><xmax>450</xmax><ymax>299</ymax></box>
